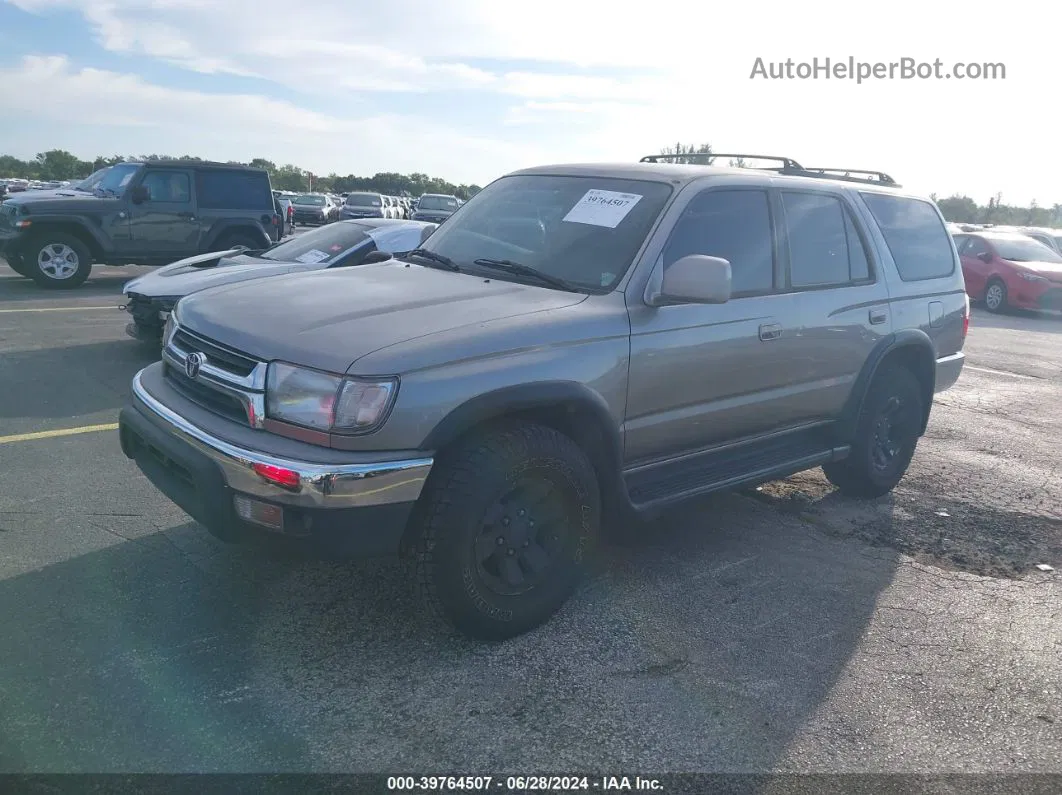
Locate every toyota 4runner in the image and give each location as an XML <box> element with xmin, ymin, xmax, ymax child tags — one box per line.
<box><xmin>118</xmin><ymin>154</ymin><xmax>968</xmax><ymax>640</ymax></box>
<box><xmin>0</xmin><ymin>160</ymin><xmax>279</xmax><ymax>289</ymax></box>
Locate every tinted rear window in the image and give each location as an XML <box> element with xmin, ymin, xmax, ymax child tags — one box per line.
<box><xmin>196</xmin><ymin>170</ymin><xmax>272</xmax><ymax>211</ymax></box>
<box><xmin>860</xmin><ymin>193</ymin><xmax>955</xmax><ymax>281</ymax></box>
<box><xmin>346</xmin><ymin>193</ymin><xmax>381</xmax><ymax>207</ymax></box>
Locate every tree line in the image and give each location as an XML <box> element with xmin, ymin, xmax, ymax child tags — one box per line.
<box><xmin>0</xmin><ymin>150</ymin><xmax>482</xmax><ymax>200</ymax></box>
<box><xmin>5</xmin><ymin>146</ymin><xmax>1058</xmax><ymax>226</ymax></box>
<box><xmin>658</xmin><ymin>143</ymin><xmax>1061</xmax><ymax>227</ymax></box>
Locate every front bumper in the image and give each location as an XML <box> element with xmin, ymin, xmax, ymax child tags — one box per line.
<box><xmin>293</xmin><ymin>213</ymin><xmax>328</xmax><ymax>224</ymax></box>
<box><xmin>119</xmin><ymin>368</ymin><xmax>433</xmax><ymax>557</ymax></box>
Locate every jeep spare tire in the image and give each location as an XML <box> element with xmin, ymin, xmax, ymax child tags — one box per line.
<box><xmin>27</xmin><ymin>232</ymin><xmax>93</xmax><ymax>289</ymax></box>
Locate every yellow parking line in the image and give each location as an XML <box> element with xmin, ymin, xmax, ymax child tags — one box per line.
<box><xmin>0</xmin><ymin>306</ymin><xmax>116</xmax><ymax>314</ymax></box>
<box><xmin>0</xmin><ymin>422</ymin><xmax>119</xmax><ymax>445</ymax></box>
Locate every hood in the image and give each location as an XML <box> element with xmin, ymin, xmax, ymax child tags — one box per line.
<box><xmin>2</xmin><ymin>191</ymin><xmax>120</xmax><ymax>212</ymax></box>
<box><xmin>1015</xmin><ymin>259</ymin><xmax>1062</xmax><ymax>281</ymax></box>
<box><xmin>176</xmin><ymin>262</ymin><xmax>587</xmax><ymax>374</ymax></box>
<box><xmin>123</xmin><ymin>252</ymin><xmax>301</xmax><ymax>298</ymax></box>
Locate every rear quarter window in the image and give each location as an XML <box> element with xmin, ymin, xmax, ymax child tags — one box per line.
<box><xmin>196</xmin><ymin>169</ymin><xmax>273</xmax><ymax>212</ymax></box>
<box><xmin>860</xmin><ymin>193</ymin><xmax>955</xmax><ymax>281</ymax></box>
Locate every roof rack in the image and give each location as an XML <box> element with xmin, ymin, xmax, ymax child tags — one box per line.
<box><xmin>638</xmin><ymin>153</ymin><xmax>900</xmax><ymax>187</ymax></box>
<box><xmin>796</xmin><ymin>167</ymin><xmax>899</xmax><ymax>187</ymax></box>
<box><xmin>640</xmin><ymin>153</ymin><xmax>805</xmax><ymax>171</ymax></box>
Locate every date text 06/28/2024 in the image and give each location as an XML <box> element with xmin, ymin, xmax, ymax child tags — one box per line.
<box><xmin>386</xmin><ymin>775</ymin><xmax>664</xmax><ymax>791</ymax></box>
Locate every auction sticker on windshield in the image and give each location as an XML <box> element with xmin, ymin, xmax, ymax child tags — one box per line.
<box><xmin>295</xmin><ymin>249</ymin><xmax>329</xmax><ymax>264</ymax></box>
<box><xmin>563</xmin><ymin>189</ymin><xmax>642</xmax><ymax>228</ymax></box>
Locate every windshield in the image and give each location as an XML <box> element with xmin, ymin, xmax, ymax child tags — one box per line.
<box><xmin>94</xmin><ymin>163</ymin><xmax>141</xmax><ymax>196</ymax></box>
<box><xmin>418</xmin><ymin>195</ymin><xmax>459</xmax><ymax>211</ymax></box>
<box><xmin>294</xmin><ymin>195</ymin><xmax>326</xmax><ymax>205</ymax></box>
<box><xmin>259</xmin><ymin>221</ymin><xmax>372</xmax><ymax>264</ymax></box>
<box><xmin>992</xmin><ymin>237</ymin><xmax>1062</xmax><ymax>263</ymax></box>
<box><xmin>75</xmin><ymin>168</ymin><xmax>109</xmax><ymax>191</ymax></box>
<box><xmin>346</xmin><ymin>193</ymin><xmax>381</xmax><ymax>207</ymax></box>
<box><xmin>410</xmin><ymin>174</ymin><xmax>673</xmax><ymax>292</ymax></box>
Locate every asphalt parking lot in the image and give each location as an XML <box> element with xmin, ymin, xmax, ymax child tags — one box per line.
<box><xmin>0</xmin><ymin>260</ymin><xmax>1060</xmax><ymax>774</ymax></box>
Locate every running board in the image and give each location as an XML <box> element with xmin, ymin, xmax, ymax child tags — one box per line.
<box><xmin>624</xmin><ymin>426</ymin><xmax>850</xmax><ymax>513</ymax></box>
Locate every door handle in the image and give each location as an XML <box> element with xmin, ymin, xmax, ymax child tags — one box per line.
<box><xmin>758</xmin><ymin>323</ymin><xmax>782</xmax><ymax>341</ymax></box>
<box><xmin>177</xmin><ymin>211</ymin><xmax>196</xmax><ymax>221</ymax></box>
<box><xmin>869</xmin><ymin>308</ymin><xmax>888</xmax><ymax>325</ymax></box>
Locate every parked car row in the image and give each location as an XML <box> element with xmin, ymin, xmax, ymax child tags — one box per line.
<box><xmin>112</xmin><ymin>152</ymin><xmax>968</xmax><ymax>641</ymax></box>
<box><xmin>950</xmin><ymin>225</ymin><xmax>1062</xmax><ymax>313</ymax></box>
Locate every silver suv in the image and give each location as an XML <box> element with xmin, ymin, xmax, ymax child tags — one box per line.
<box><xmin>118</xmin><ymin>153</ymin><xmax>968</xmax><ymax>640</ymax></box>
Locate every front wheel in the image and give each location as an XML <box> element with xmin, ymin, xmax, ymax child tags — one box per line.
<box><xmin>413</xmin><ymin>422</ymin><xmax>600</xmax><ymax>640</ymax></box>
<box><xmin>984</xmin><ymin>278</ymin><xmax>1008</xmax><ymax>313</ymax></box>
<box><xmin>824</xmin><ymin>365</ymin><xmax>924</xmax><ymax>498</ymax></box>
<box><xmin>27</xmin><ymin>233</ymin><xmax>93</xmax><ymax>289</ymax></box>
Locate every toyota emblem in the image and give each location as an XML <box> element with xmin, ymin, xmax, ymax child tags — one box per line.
<box><xmin>185</xmin><ymin>352</ymin><xmax>203</xmax><ymax>379</ymax></box>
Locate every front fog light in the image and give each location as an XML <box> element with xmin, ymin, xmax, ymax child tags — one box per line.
<box><xmin>334</xmin><ymin>379</ymin><xmax>396</xmax><ymax>430</ymax></box>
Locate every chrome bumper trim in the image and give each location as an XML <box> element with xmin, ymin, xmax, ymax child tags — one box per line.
<box><xmin>131</xmin><ymin>369</ymin><xmax>432</xmax><ymax>509</ymax></box>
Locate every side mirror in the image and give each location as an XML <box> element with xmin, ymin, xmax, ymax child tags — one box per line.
<box><xmin>649</xmin><ymin>255</ymin><xmax>732</xmax><ymax>306</ymax></box>
<box><xmin>977</xmin><ymin>251</ymin><xmax>993</xmax><ymax>263</ymax></box>
<box><xmin>362</xmin><ymin>250</ymin><xmax>392</xmax><ymax>264</ymax></box>
<box><xmin>130</xmin><ymin>185</ymin><xmax>150</xmax><ymax>204</ymax></box>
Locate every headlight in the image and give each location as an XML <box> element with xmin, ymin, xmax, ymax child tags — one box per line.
<box><xmin>1018</xmin><ymin>272</ymin><xmax>1049</xmax><ymax>283</ymax></box>
<box><xmin>162</xmin><ymin>311</ymin><xmax>177</xmax><ymax>346</ymax></box>
<box><xmin>265</xmin><ymin>362</ymin><xmax>397</xmax><ymax>434</ymax></box>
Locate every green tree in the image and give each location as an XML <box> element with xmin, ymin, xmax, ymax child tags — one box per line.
<box><xmin>35</xmin><ymin>149</ymin><xmax>91</xmax><ymax>180</ymax></box>
<box><xmin>659</xmin><ymin>142</ymin><xmax>713</xmax><ymax>164</ymax></box>
<box><xmin>935</xmin><ymin>195</ymin><xmax>979</xmax><ymax>222</ymax></box>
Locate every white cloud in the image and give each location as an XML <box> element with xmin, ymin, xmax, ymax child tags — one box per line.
<box><xmin>0</xmin><ymin>55</ymin><xmax>541</xmax><ymax>183</ymax></box>
<box><xmin>4</xmin><ymin>0</ymin><xmax>1062</xmax><ymax>202</ymax></box>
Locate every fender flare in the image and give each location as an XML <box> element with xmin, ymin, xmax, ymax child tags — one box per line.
<box><xmin>202</xmin><ymin>219</ymin><xmax>270</xmax><ymax>250</ymax></box>
<box><xmin>18</xmin><ymin>217</ymin><xmax>108</xmax><ymax>258</ymax></box>
<box><xmin>418</xmin><ymin>381</ymin><xmax>630</xmax><ymax>504</ymax></box>
<box><xmin>838</xmin><ymin>329</ymin><xmax>937</xmax><ymax>440</ymax></box>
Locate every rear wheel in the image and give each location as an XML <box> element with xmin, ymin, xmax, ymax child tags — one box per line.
<box><xmin>216</xmin><ymin>233</ymin><xmax>261</xmax><ymax>251</ymax></box>
<box><xmin>27</xmin><ymin>233</ymin><xmax>93</xmax><ymax>289</ymax></box>
<box><xmin>413</xmin><ymin>421</ymin><xmax>600</xmax><ymax>640</ymax></box>
<box><xmin>984</xmin><ymin>278</ymin><xmax>1008</xmax><ymax>313</ymax></box>
<box><xmin>824</xmin><ymin>365</ymin><xmax>924</xmax><ymax>498</ymax></box>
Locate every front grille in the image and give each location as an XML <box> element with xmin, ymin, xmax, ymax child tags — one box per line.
<box><xmin>172</xmin><ymin>327</ymin><xmax>257</xmax><ymax>377</ymax></box>
<box><xmin>165</xmin><ymin>364</ymin><xmax>249</xmax><ymax>424</ymax></box>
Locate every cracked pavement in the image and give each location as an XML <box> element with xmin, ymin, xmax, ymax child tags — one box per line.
<box><xmin>0</xmin><ymin>261</ymin><xmax>1059</xmax><ymax>773</ymax></box>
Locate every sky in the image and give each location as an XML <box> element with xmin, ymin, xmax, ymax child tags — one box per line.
<box><xmin>0</xmin><ymin>0</ymin><xmax>1058</xmax><ymax>204</ymax></box>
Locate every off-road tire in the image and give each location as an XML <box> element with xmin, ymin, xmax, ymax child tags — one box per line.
<box><xmin>983</xmin><ymin>278</ymin><xmax>1008</xmax><ymax>313</ymax></box>
<box><xmin>824</xmin><ymin>365</ymin><xmax>924</xmax><ymax>499</ymax></box>
<box><xmin>216</xmin><ymin>233</ymin><xmax>262</xmax><ymax>251</ymax></box>
<box><xmin>413</xmin><ymin>421</ymin><xmax>600</xmax><ymax>641</ymax></box>
<box><xmin>27</xmin><ymin>232</ymin><xmax>93</xmax><ymax>289</ymax></box>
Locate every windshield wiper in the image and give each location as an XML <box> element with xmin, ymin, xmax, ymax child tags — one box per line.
<box><xmin>473</xmin><ymin>258</ymin><xmax>578</xmax><ymax>291</ymax></box>
<box><xmin>405</xmin><ymin>248</ymin><xmax>460</xmax><ymax>271</ymax></box>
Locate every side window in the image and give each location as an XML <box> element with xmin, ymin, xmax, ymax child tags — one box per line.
<box><xmin>196</xmin><ymin>170</ymin><xmax>272</xmax><ymax>211</ymax></box>
<box><xmin>860</xmin><ymin>193</ymin><xmax>956</xmax><ymax>281</ymax></box>
<box><xmin>663</xmin><ymin>189</ymin><xmax>774</xmax><ymax>296</ymax></box>
<box><xmin>782</xmin><ymin>192</ymin><xmax>869</xmax><ymax>287</ymax></box>
<box><xmin>140</xmin><ymin>171</ymin><xmax>190</xmax><ymax>203</ymax></box>
<box><xmin>952</xmin><ymin>234</ymin><xmax>970</xmax><ymax>255</ymax></box>
<box><xmin>965</xmin><ymin>237</ymin><xmax>990</xmax><ymax>258</ymax></box>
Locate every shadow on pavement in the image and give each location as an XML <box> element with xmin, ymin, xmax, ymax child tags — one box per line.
<box><xmin>0</xmin><ymin>339</ymin><xmax>158</xmax><ymax>420</ymax></box>
<box><xmin>0</xmin><ymin>490</ymin><xmax>899</xmax><ymax>772</ymax></box>
<box><xmin>0</xmin><ymin>265</ymin><xmax>149</xmax><ymax>304</ymax></box>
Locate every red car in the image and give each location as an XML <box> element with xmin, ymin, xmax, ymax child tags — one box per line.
<box><xmin>953</xmin><ymin>231</ymin><xmax>1062</xmax><ymax>313</ymax></box>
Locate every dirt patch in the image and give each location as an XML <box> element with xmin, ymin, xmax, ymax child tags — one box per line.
<box><xmin>747</xmin><ymin>472</ymin><xmax>1062</xmax><ymax>580</ymax></box>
